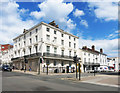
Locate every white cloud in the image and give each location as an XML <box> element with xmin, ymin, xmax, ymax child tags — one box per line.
<box><xmin>30</xmin><ymin>11</ymin><xmax>45</xmax><ymax>19</ymax></box>
<box><xmin>89</xmin><ymin>2</ymin><xmax>118</xmax><ymax>21</ymax></box>
<box><xmin>30</xmin><ymin>0</ymin><xmax>76</xmax><ymax>32</ymax></box>
<box><xmin>80</xmin><ymin>20</ymin><xmax>88</xmax><ymax>28</ymax></box>
<box><xmin>73</xmin><ymin>9</ymin><xmax>84</xmax><ymax>17</ymax></box>
<box><xmin>106</xmin><ymin>30</ymin><xmax>118</xmax><ymax>39</ymax></box>
<box><xmin>19</xmin><ymin>8</ymin><xmax>29</xmax><ymax>13</ymax></box>
<box><xmin>0</xmin><ymin>2</ymin><xmax>35</xmax><ymax>44</ymax></box>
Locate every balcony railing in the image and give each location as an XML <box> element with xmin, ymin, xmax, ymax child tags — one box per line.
<box><xmin>84</xmin><ymin>62</ymin><xmax>100</xmax><ymax>66</ymax></box>
<box><xmin>11</xmin><ymin>57</ymin><xmax>20</xmax><ymax>61</ymax></box>
<box><xmin>43</xmin><ymin>52</ymin><xmax>73</xmax><ymax>59</ymax></box>
<box><xmin>11</xmin><ymin>52</ymin><xmax>42</xmax><ymax>61</ymax></box>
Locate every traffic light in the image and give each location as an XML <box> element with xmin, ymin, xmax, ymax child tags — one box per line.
<box><xmin>73</xmin><ymin>55</ymin><xmax>80</xmax><ymax>63</ymax></box>
<box><xmin>40</xmin><ymin>58</ymin><xmax>42</xmax><ymax>63</ymax></box>
<box><xmin>73</xmin><ymin>55</ymin><xmax>77</xmax><ymax>63</ymax></box>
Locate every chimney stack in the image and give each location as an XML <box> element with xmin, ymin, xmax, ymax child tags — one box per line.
<box><xmin>82</xmin><ymin>46</ymin><xmax>87</xmax><ymax>50</ymax></box>
<box><xmin>92</xmin><ymin>45</ymin><xmax>95</xmax><ymax>51</ymax></box>
<box><xmin>100</xmin><ymin>48</ymin><xmax>103</xmax><ymax>53</ymax></box>
<box><xmin>56</xmin><ymin>24</ymin><xmax>59</xmax><ymax>28</ymax></box>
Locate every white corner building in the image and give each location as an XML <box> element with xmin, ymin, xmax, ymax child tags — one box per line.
<box><xmin>12</xmin><ymin>21</ymin><xmax>79</xmax><ymax>73</ymax></box>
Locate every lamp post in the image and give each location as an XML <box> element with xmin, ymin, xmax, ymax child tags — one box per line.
<box><xmin>73</xmin><ymin>55</ymin><xmax>80</xmax><ymax>79</ymax></box>
<box><xmin>24</xmin><ymin>57</ymin><xmax>28</xmax><ymax>72</ymax></box>
<box><xmin>78</xmin><ymin>61</ymin><xmax>81</xmax><ymax>80</ymax></box>
<box><xmin>94</xmin><ymin>57</ymin><xmax>97</xmax><ymax>76</ymax></box>
<box><xmin>38</xmin><ymin>38</ymin><xmax>44</xmax><ymax>75</ymax></box>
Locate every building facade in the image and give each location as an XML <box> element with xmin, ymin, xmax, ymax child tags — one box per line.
<box><xmin>0</xmin><ymin>44</ymin><xmax>13</xmax><ymax>65</ymax></box>
<box><xmin>12</xmin><ymin>21</ymin><xmax>79</xmax><ymax>73</ymax></box>
<box><xmin>107</xmin><ymin>57</ymin><xmax>119</xmax><ymax>72</ymax></box>
<box><xmin>79</xmin><ymin>45</ymin><xmax>107</xmax><ymax>73</ymax></box>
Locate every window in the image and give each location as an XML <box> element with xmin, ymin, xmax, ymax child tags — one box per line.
<box><xmin>88</xmin><ymin>53</ymin><xmax>90</xmax><ymax>56</ymax></box>
<box><xmin>35</xmin><ymin>35</ymin><xmax>38</xmax><ymax>42</ymax></box>
<box><xmin>19</xmin><ymin>38</ymin><xmax>20</xmax><ymax>41</ymax></box>
<box><xmin>30</xmin><ymin>38</ymin><xmax>32</xmax><ymax>43</ymax></box>
<box><xmin>19</xmin><ymin>43</ymin><xmax>20</xmax><ymax>46</ymax></box>
<box><xmin>74</xmin><ymin>38</ymin><xmax>76</xmax><ymax>41</ymax></box>
<box><xmin>54</xmin><ymin>30</ymin><xmax>56</xmax><ymax>34</ymax></box>
<box><xmin>24</xmin><ymin>35</ymin><xmax>26</xmax><ymax>39</ymax></box>
<box><xmin>46</xmin><ymin>35</ymin><xmax>50</xmax><ymax>41</ymax></box>
<box><xmin>29</xmin><ymin>47</ymin><xmax>31</xmax><ymax>54</ymax></box>
<box><xmin>61</xmin><ymin>33</ymin><xmax>64</xmax><ymax>37</ymax></box>
<box><xmin>93</xmin><ymin>59</ymin><xmax>94</xmax><ymax>62</ymax></box>
<box><xmin>74</xmin><ymin>52</ymin><xmax>76</xmax><ymax>56</ymax></box>
<box><xmin>46</xmin><ymin>27</ymin><xmax>50</xmax><ymax>32</ymax></box>
<box><xmin>54</xmin><ymin>60</ymin><xmax>56</xmax><ymax>66</ymax></box>
<box><xmin>30</xmin><ymin>32</ymin><xmax>32</xmax><ymax>36</ymax></box>
<box><xmin>69</xmin><ymin>36</ymin><xmax>71</xmax><ymax>39</ymax></box>
<box><xmin>54</xmin><ymin>37</ymin><xmax>57</xmax><ymax>42</ymax></box>
<box><xmin>18</xmin><ymin>50</ymin><xmax>20</xmax><ymax>56</ymax></box>
<box><xmin>84</xmin><ymin>52</ymin><xmax>86</xmax><ymax>55</ymax></box>
<box><xmin>61</xmin><ymin>50</ymin><xmax>64</xmax><ymax>56</ymax></box>
<box><xmin>14</xmin><ymin>51</ymin><xmax>16</xmax><ymax>55</ymax></box>
<box><xmin>74</xmin><ymin>43</ymin><xmax>76</xmax><ymax>48</ymax></box>
<box><xmin>46</xmin><ymin>46</ymin><xmax>50</xmax><ymax>53</ymax></box>
<box><xmin>69</xmin><ymin>51</ymin><xmax>71</xmax><ymax>56</ymax></box>
<box><xmin>36</xmin><ymin>28</ymin><xmax>38</xmax><ymax>33</ymax></box>
<box><xmin>69</xmin><ymin>42</ymin><xmax>71</xmax><ymax>47</ymax></box>
<box><xmin>23</xmin><ymin>50</ymin><xmax>25</xmax><ymax>55</ymax></box>
<box><xmin>35</xmin><ymin>46</ymin><xmax>38</xmax><ymax>53</ymax></box>
<box><xmin>24</xmin><ymin>41</ymin><xmax>26</xmax><ymax>45</ymax></box>
<box><xmin>54</xmin><ymin>47</ymin><xmax>57</xmax><ymax>54</ymax></box>
<box><xmin>84</xmin><ymin>58</ymin><xmax>86</xmax><ymax>62</ymax></box>
<box><xmin>61</xmin><ymin>61</ymin><xmax>64</xmax><ymax>66</ymax></box>
<box><xmin>61</xmin><ymin>40</ymin><xmax>64</xmax><ymax>45</ymax></box>
<box><xmin>89</xmin><ymin>58</ymin><xmax>90</xmax><ymax>62</ymax></box>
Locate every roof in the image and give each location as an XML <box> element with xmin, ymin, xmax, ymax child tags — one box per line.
<box><xmin>13</xmin><ymin>21</ymin><xmax>79</xmax><ymax>40</ymax></box>
<box><xmin>1</xmin><ymin>44</ymin><xmax>13</xmax><ymax>51</ymax></box>
<box><xmin>79</xmin><ymin>47</ymin><xmax>107</xmax><ymax>56</ymax></box>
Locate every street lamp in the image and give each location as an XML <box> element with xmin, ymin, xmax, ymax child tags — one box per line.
<box><xmin>38</xmin><ymin>38</ymin><xmax>44</xmax><ymax>75</ymax></box>
<box><xmin>73</xmin><ymin>55</ymin><xmax>80</xmax><ymax>79</ymax></box>
<box><xmin>94</xmin><ymin>57</ymin><xmax>97</xmax><ymax>76</ymax></box>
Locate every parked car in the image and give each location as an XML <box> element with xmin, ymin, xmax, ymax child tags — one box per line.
<box><xmin>2</xmin><ymin>65</ymin><xmax>12</xmax><ymax>72</ymax></box>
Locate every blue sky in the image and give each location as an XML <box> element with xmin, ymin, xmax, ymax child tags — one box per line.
<box><xmin>0</xmin><ymin>0</ymin><xmax>119</xmax><ymax>57</ymax></box>
<box><xmin>17</xmin><ymin>2</ymin><xmax>118</xmax><ymax>40</ymax></box>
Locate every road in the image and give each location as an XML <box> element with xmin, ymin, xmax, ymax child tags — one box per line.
<box><xmin>2</xmin><ymin>71</ymin><xmax>119</xmax><ymax>92</ymax></box>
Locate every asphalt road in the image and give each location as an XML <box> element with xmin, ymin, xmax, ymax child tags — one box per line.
<box><xmin>2</xmin><ymin>71</ymin><xmax>119</xmax><ymax>92</ymax></box>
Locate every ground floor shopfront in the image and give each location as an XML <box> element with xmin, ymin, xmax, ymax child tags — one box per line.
<box><xmin>12</xmin><ymin>53</ymin><xmax>78</xmax><ymax>73</ymax></box>
<box><xmin>83</xmin><ymin>62</ymin><xmax>100</xmax><ymax>72</ymax></box>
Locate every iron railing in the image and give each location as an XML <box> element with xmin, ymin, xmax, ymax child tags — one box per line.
<box><xmin>43</xmin><ymin>52</ymin><xmax>73</xmax><ymax>59</ymax></box>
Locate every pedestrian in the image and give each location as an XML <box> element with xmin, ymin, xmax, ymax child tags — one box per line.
<box><xmin>29</xmin><ymin>66</ymin><xmax>31</xmax><ymax>71</ymax></box>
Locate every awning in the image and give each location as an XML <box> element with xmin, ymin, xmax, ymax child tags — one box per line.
<box><xmin>108</xmin><ymin>66</ymin><xmax>114</xmax><ymax>68</ymax></box>
<box><xmin>84</xmin><ymin>62</ymin><xmax>100</xmax><ymax>67</ymax></box>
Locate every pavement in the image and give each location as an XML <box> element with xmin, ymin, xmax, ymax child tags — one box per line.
<box><xmin>12</xmin><ymin>70</ymin><xmax>120</xmax><ymax>88</ymax></box>
<box><xmin>2</xmin><ymin>71</ymin><xmax>119</xmax><ymax>92</ymax></box>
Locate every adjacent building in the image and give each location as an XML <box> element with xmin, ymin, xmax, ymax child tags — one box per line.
<box><xmin>12</xmin><ymin>21</ymin><xmax>79</xmax><ymax>73</ymax></box>
<box><xmin>79</xmin><ymin>45</ymin><xmax>107</xmax><ymax>73</ymax></box>
<box><xmin>107</xmin><ymin>57</ymin><xmax>119</xmax><ymax>72</ymax></box>
<box><xmin>0</xmin><ymin>44</ymin><xmax>13</xmax><ymax>65</ymax></box>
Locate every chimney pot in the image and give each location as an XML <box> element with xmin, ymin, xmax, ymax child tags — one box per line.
<box><xmin>92</xmin><ymin>45</ymin><xmax>95</xmax><ymax>51</ymax></box>
<box><xmin>100</xmin><ymin>48</ymin><xmax>103</xmax><ymax>53</ymax></box>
